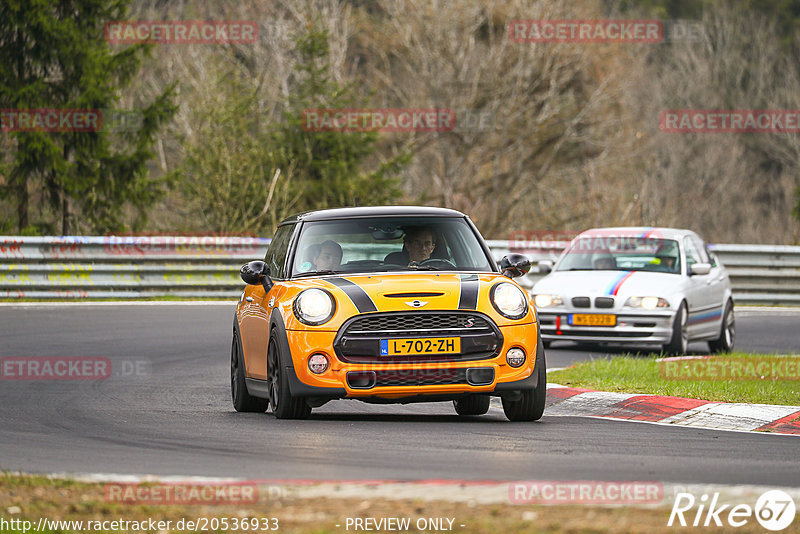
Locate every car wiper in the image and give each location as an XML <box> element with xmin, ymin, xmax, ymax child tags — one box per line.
<box><xmin>408</xmin><ymin>265</ymin><xmax>441</xmax><ymax>271</ymax></box>
<box><xmin>293</xmin><ymin>270</ymin><xmax>339</xmax><ymax>278</ymax></box>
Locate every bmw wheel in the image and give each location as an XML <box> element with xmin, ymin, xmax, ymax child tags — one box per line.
<box><xmin>708</xmin><ymin>300</ymin><xmax>735</xmax><ymax>353</ymax></box>
<box><xmin>664</xmin><ymin>302</ymin><xmax>689</xmax><ymax>355</ymax></box>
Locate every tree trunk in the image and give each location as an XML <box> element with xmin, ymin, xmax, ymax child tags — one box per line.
<box><xmin>17</xmin><ymin>178</ymin><xmax>28</xmax><ymax>232</ymax></box>
<box><xmin>61</xmin><ymin>190</ymin><xmax>70</xmax><ymax>235</ymax></box>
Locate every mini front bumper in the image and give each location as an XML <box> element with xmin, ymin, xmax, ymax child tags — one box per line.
<box><xmin>278</xmin><ymin>323</ymin><xmax>541</xmax><ymax>400</ymax></box>
<box><xmin>537</xmin><ymin>309</ymin><xmax>676</xmax><ymax>344</ymax></box>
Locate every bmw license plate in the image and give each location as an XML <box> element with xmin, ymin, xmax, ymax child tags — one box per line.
<box><xmin>569</xmin><ymin>313</ymin><xmax>616</xmax><ymax>326</ymax></box>
<box><xmin>380</xmin><ymin>337</ymin><xmax>461</xmax><ymax>356</ymax></box>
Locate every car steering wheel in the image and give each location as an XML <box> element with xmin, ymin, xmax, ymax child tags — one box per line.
<box><xmin>419</xmin><ymin>258</ymin><xmax>457</xmax><ymax>269</ymax></box>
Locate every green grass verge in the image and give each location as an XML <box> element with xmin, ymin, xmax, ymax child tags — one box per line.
<box><xmin>549</xmin><ymin>353</ymin><xmax>800</xmax><ymax>405</ymax></box>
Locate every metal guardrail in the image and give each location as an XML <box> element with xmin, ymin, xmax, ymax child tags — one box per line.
<box><xmin>1</xmin><ymin>236</ymin><xmax>798</xmax><ymax>304</ymax></box>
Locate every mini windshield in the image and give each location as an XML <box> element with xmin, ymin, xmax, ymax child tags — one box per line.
<box><xmin>557</xmin><ymin>236</ymin><xmax>682</xmax><ymax>274</ymax></box>
<box><xmin>291</xmin><ymin>217</ymin><xmax>493</xmax><ymax>277</ymax></box>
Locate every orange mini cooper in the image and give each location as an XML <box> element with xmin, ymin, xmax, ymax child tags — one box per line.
<box><xmin>231</xmin><ymin>206</ymin><xmax>545</xmax><ymax>420</ymax></box>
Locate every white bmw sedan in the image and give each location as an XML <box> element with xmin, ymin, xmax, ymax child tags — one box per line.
<box><xmin>532</xmin><ymin>227</ymin><xmax>734</xmax><ymax>354</ymax></box>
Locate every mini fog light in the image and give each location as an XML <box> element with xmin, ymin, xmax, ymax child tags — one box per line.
<box><xmin>308</xmin><ymin>354</ymin><xmax>329</xmax><ymax>374</ymax></box>
<box><xmin>506</xmin><ymin>348</ymin><xmax>526</xmax><ymax>368</ymax></box>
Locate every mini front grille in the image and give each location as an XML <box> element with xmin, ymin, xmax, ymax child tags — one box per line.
<box><xmin>334</xmin><ymin>311</ymin><xmax>503</xmax><ymax>364</ymax></box>
<box><xmin>346</xmin><ymin>312</ymin><xmax>490</xmax><ymax>333</ymax></box>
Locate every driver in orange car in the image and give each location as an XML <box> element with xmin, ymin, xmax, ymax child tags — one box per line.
<box><xmin>405</xmin><ymin>227</ymin><xmax>437</xmax><ymax>265</ymax></box>
<box><xmin>313</xmin><ymin>240</ymin><xmax>343</xmax><ymax>271</ymax></box>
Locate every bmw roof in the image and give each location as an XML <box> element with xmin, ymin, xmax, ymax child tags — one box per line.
<box><xmin>574</xmin><ymin>227</ymin><xmax>702</xmax><ymax>241</ymax></box>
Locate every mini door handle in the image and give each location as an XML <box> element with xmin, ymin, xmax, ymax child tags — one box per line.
<box><xmin>245</xmin><ymin>296</ymin><xmax>254</xmax><ymax>302</ymax></box>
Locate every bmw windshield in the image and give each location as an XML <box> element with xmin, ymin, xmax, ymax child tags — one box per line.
<box><xmin>291</xmin><ymin>217</ymin><xmax>494</xmax><ymax>277</ymax></box>
<box><xmin>557</xmin><ymin>236</ymin><xmax>682</xmax><ymax>274</ymax></box>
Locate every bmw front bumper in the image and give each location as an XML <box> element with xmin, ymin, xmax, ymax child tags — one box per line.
<box><xmin>537</xmin><ymin>309</ymin><xmax>676</xmax><ymax>345</ymax></box>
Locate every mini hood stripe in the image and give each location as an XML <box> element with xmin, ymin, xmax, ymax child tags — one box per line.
<box><xmin>326</xmin><ymin>277</ymin><xmax>377</xmax><ymax>313</ymax></box>
<box><xmin>458</xmin><ymin>274</ymin><xmax>479</xmax><ymax>310</ymax></box>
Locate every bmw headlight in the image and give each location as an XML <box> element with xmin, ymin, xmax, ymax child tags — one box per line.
<box><xmin>625</xmin><ymin>296</ymin><xmax>669</xmax><ymax>310</ymax></box>
<box><xmin>491</xmin><ymin>283</ymin><xmax>528</xmax><ymax>320</ymax></box>
<box><xmin>533</xmin><ymin>294</ymin><xmax>564</xmax><ymax>308</ymax></box>
<box><xmin>293</xmin><ymin>288</ymin><xmax>336</xmax><ymax>325</ymax></box>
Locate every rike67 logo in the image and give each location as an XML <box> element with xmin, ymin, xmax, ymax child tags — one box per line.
<box><xmin>669</xmin><ymin>490</ymin><xmax>796</xmax><ymax>531</ymax></box>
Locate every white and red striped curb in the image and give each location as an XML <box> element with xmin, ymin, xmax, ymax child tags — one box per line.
<box><xmin>545</xmin><ymin>385</ymin><xmax>800</xmax><ymax>435</ymax></box>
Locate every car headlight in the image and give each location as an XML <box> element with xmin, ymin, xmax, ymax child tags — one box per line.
<box><xmin>533</xmin><ymin>294</ymin><xmax>564</xmax><ymax>308</ymax></box>
<box><xmin>491</xmin><ymin>283</ymin><xmax>528</xmax><ymax>320</ymax></box>
<box><xmin>625</xmin><ymin>296</ymin><xmax>669</xmax><ymax>310</ymax></box>
<box><xmin>293</xmin><ymin>288</ymin><xmax>336</xmax><ymax>325</ymax></box>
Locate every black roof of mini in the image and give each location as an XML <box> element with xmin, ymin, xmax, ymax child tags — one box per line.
<box><xmin>280</xmin><ymin>206</ymin><xmax>467</xmax><ymax>224</ymax></box>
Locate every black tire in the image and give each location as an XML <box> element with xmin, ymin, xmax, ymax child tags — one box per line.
<box><xmin>664</xmin><ymin>301</ymin><xmax>689</xmax><ymax>355</ymax></box>
<box><xmin>502</xmin><ymin>336</ymin><xmax>547</xmax><ymax>422</ymax></box>
<box><xmin>708</xmin><ymin>300</ymin><xmax>735</xmax><ymax>353</ymax></box>
<box><xmin>453</xmin><ymin>394</ymin><xmax>490</xmax><ymax>416</ymax></box>
<box><xmin>231</xmin><ymin>331</ymin><xmax>269</xmax><ymax>413</ymax></box>
<box><xmin>267</xmin><ymin>332</ymin><xmax>311</xmax><ymax>420</ymax></box>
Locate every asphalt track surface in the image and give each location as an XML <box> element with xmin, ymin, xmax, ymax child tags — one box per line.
<box><xmin>0</xmin><ymin>304</ymin><xmax>798</xmax><ymax>486</ymax></box>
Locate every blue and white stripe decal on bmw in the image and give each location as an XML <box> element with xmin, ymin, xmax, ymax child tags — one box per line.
<box><xmin>326</xmin><ymin>277</ymin><xmax>378</xmax><ymax>313</ymax></box>
<box><xmin>688</xmin><ymin>308</ymin><xmax>723</xmax><ymax>325</ymax></box>
<box><xmin>458</xmin><ymin>273</ymin><xmax>480</xmax><ymax>310</ymax></box>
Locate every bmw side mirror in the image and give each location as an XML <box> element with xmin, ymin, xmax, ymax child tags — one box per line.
<box><xmin>538</xmin><ymin>260</ymin><xmax>553</xmax><ymax>274</ymax></box>
<box><xmin>690</xmin><ymin>263</ymin><xmax>711</xmax><ymax>276</ymax></box>
<box><xmin>500</xmin><ymin>254</ymin><xmax>531</xmax><ymax>279</ymax></box>
<box><xmin>240</xmin><ymin>261</ymin><xmax>273</xmax><ymax>291</ymax></box>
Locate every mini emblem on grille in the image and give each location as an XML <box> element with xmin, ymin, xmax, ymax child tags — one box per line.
<box><xmin>464</xmin><ymin>318</ymin><xmax>475</xmax><ymax>327</ymax></box>
<box><xmin>405</xmin><ymin>300</ymin><xmax>428</xmax><ymax>308</ymax></box>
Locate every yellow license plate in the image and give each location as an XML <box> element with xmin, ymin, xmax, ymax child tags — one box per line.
<box><xmin>570</xmin><ymin>313</ymin><xmax>616</xmax><ymax>326</ymax></box>
<box><xmin>380</xmin><ymin>337</ymin><xmax>461</xmax><ymax>356</ymax></box>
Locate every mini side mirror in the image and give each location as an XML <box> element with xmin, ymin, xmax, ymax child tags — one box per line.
<box><xmin>690</xmin><ymin>263</ymin><xmax>711</xmax><ymax>276</ymax></box>
<box><xmin>500</xmin><ymin>253</ymin><xmax>531</xmax><ymax>279</ymax></box>
<box><xmin>240</xmin><ymin>261</ymin><xmax>273</xmax><ymax>290</ymax></box>
<box><xmin>538</xmin><ymin>260</ymin><xmax>553</xmax><ymax>274</ymax></box>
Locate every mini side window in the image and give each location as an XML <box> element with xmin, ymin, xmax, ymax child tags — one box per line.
<box><xmin>264</xmin><ymin>224</ymin><xmax>294</xmax><ymax>279</ymax></box>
